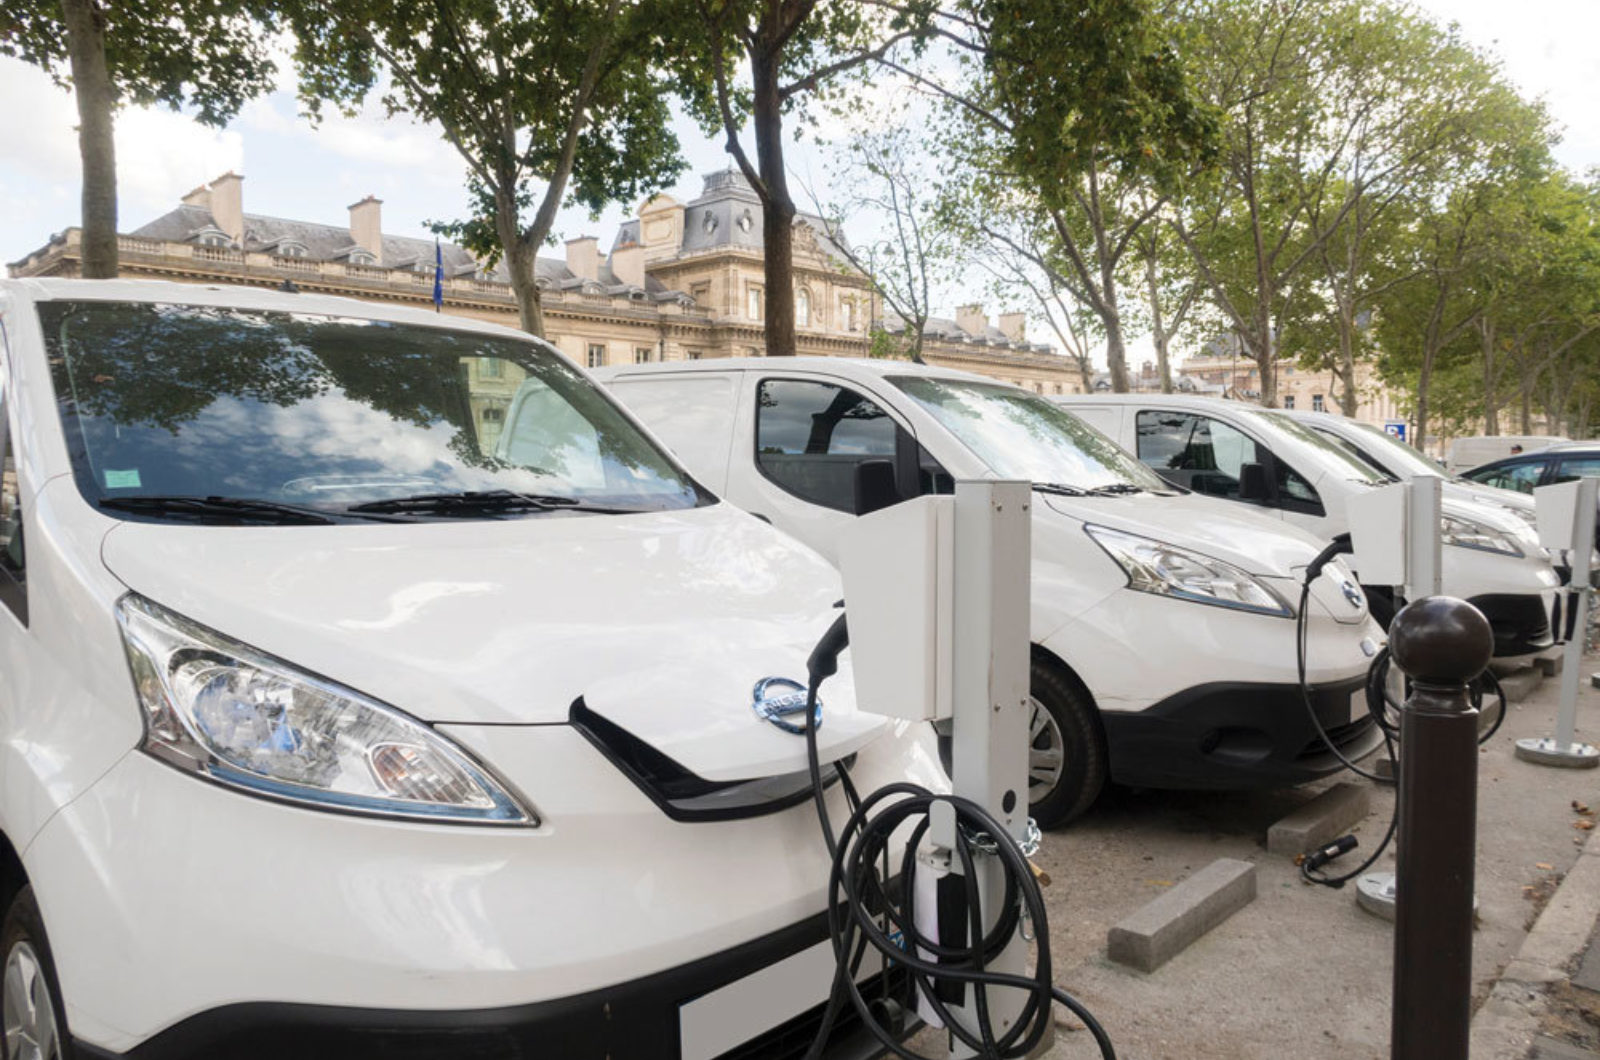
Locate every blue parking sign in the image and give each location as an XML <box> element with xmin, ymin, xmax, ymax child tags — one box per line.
<box><xmin>1384</xmin><ymin>421</ymin><xmax>1407</xmax><ymax>442</ymax></box>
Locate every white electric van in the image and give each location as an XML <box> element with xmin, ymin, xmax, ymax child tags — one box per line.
<box><xmin>1063</xmin><ymin>394</ymin><xmax>1560</xmax><ymax>661</ymax></box>
<box><xmin>598</xmin><ymin>358</ymin><xmax>1387</xmax><ymax>828</ymax></box>
<box><xmin>0</xmin><ymin>280</ymin><xmax>938</xmax><ymax>1059</ymax></box>
<box><xmin>1281</xmin><ymin>410</ymin><xmax>1540</xmax><ymax>527</ymax></box>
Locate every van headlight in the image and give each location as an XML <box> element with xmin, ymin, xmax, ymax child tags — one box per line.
<box><xmin>1085</xmin><ymin>525</ymin><xmax>1292</xmax><ymax>617</ymax></box>
<box><xmin>1440</xmin><ymin>515</ymin><xmax>1523</xmax><ymax>557</ymax></box>
<box><xmin>117</xmin><ymin>594</ymin><xmax>536</xmax><ymax>825</ymax></box>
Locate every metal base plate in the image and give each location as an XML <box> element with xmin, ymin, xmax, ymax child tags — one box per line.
<box><xmin>1514</xmin><ymin>737</ymin><xmax>1600</xmax><ymax>768</ymax></box>
<box><xmin>1356</xmin><ymin>872</ymin><xmax>1478</xmax><ymax>922</ymax></box>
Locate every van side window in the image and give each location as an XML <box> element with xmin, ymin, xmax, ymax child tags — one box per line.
<box><xmin>1135</xmin><ymin>410</ymin><xmax>1319</xmax><ymax>511</ymax></box>
<box><xmin>0</xmin><ymin>386</ymin><xmax>25</xmax><ymax>624</ymax></box>
<box><xmin>755</xmin><ymin>379</ymin><xmax>898</xmax><ymax>512</ymax></box>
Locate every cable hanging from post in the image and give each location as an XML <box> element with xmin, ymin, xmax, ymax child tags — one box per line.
<box><xmin>799</xmin><ymin>613</ymin><xmax>1116</xmax><ymax>1060</ymax></box>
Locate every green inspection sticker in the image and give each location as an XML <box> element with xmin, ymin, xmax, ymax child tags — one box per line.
<box><xmin>104</xmin><ymin>469</ymin><xmax>142</xmax><ymax>489</ymax></box>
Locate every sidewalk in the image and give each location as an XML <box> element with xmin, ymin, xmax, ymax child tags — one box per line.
<box><xmin>1472</xmin><ymin>828</ymin><xmax>1600</xmax><ymax>1059</ymax></box>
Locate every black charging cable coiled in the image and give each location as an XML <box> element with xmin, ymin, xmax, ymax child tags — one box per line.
<box><xmin>799</xmin><ymin>614</ymin><xmax>1116</xmax><ymax>1060</ymax></box>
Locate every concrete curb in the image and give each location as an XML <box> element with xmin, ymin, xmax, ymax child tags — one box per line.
<box><xmin>1470</xmin><ymin>831</ymin><xmax>1600</xmax><ymax>1059</ymax></box>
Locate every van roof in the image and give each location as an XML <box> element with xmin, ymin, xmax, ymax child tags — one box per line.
<box><xmin>1056</xmin><ymin>392</ymin><xmax>1248</xmax><ymax>412</ymax></box>
<box><xmin>597</xmin><ymin>355</ymin><xmax>1002</xmax><ymax>388</ymax></box>
<box><xmin>1</xmin><ymin>277</ymin><xmax>544</xmax><ymax>347</ymax></box>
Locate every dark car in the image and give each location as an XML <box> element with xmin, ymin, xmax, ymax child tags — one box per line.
<box><xmin>1462</xmin><ymin>443</ymin><xmax>1600</xmax><ymax>495</ymax></box>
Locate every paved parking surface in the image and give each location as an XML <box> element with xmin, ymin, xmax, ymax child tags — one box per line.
<box><xmin>910</xmin><ymin>654</ymin><xmax>1600</xmax><ymax>1059</ymax></box>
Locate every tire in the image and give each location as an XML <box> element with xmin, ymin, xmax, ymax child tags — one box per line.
<box><xmin>2</xmin><ymin>886</ymin><xmax>70</xmax><ymax>1060</ymax></box>
<box><xmin>1026</xmin><ymin>660</ymin><xmax>1106</xmax><ymax>829</ymax></box>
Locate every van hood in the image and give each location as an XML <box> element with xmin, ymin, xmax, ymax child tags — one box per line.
<box><xmin>1039</xmin><ymin>491</ymin><xmax>1324</xmax><ymax>576</ymax></box>
<box><xmin>99</xmin><ymin>503</ymin><xmax>885</xmax><ymax>781</ymax></box>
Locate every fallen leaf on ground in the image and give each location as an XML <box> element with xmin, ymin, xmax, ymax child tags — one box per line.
<box><xmin>1537</xmin><ymin>862</ymin><xmax>1555</xmax><ymax>870</ymax></box>
<box><xmin>1577</xmin><ymin>819</ymin><xmax>1595</xmax><ymax>831</ymax></box>
<box><xmin>1575</xmin><ymin>800</ymin><xmax>1592</xmax><ymax>814</ymax></box>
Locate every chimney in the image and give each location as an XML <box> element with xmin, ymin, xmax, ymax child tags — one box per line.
<box><xmin>209</xmin><ymin>172</ymin><xmax>244</xmax><ymax>244</ymax></box>
<box><xmin>956</xmin><ymin>303</ymin><xmax>987</xmax><ymax>338</ymax></box>
<box><xmin>637</xmin><ymin>195</ymin><xmax>684</xmax><ymax>263</ymax></box>
<box><xmin>181</xmin><ymin>183</ymin><xmax>211</xmax><ymax>210</ymax></box>
<box><xmin>611</xmin><ymin>242</ymin><xmax>645</xmax><ymax>288</ymax></box>
<box><xmin>998</xmin><ymin>312</ymin><xmax>1026</xmax><ymax>343</ymax></box>
<box><xmin>348</xmin><ymin>195</ymin><xmax>383</xmax><ymax>263</ymax></box>
<box><xmin>566</xmin><ymin>236</ymin><xmax>599</xmax><ymax>281</ymax></box>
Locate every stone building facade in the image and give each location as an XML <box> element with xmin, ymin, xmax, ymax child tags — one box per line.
<box><xmin>10</xmin><ymin>170</ymin><xmax>1084</xmax><ymax>394</ymax></box>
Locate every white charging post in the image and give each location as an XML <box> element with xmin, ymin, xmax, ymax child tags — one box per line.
<box><xmin>1515</xmin><ymin>476</ymin><xmax>1599</xmax><ymax>768</ymax></box>
<box><xmin>1346</xmin><ymin>474</ymin><xmax>1444</xmax><ymax>920</ymax></box>
<box><xmin>837</xmin><ymin>480</ymin><xmax>1033</xmax><ymax>1058</ymax></box>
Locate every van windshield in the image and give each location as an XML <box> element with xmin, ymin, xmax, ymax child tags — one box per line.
<box><xmin>890</xmin><ymin>376</ymin><xmax>1170</xmax><ymax>492</ymax></box>
<box><xmin>40</xmin><ymin>301</ymin><xmax>705</xmax><ymax>520</ymax></box>
<box><xmin>1341</xmin><ymin>421</ymin><xmax>1448</xmax><ymax>479</ymax></box>
<box><xmin>1248</xmin><ymin>410</ymin><xmax>1390</xmax><ymax>486</ymax></box>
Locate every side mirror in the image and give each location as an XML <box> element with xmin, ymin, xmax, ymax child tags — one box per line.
<box><xmin>1238</xmin><ymin>462</ymin><xmax>1269</xmax><ymax>503</ymax></box>
<box><xmin>853</xmin><ymin>459</ymin><xmax>900</xmax><ymax>516</ymax></box>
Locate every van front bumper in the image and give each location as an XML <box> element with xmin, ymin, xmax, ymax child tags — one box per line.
<box><xmin>27</xmin><ymin>728</ymin><xmax>942</xmax><ymax>1056</ymax></box>
<box><xmin>73</xmin><ymin>910</ymin><xmax>906</xmax><ymax>1060</ymax></box>
<box><xmin>1100</xmin><ymin>675</ymin><xmax>1382</xmax><ymax>790</ymax></box>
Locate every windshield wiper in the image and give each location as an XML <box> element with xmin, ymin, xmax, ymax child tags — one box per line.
<box><xmin>99</xmin><ymin>495</ymin><xmax>361</xmax><ymax>525</ymax></box>
<box><xmin>1083</xmin><ymin>483</ymin><xmax>1146</xmax><ymax>496</ymax></box>
<box><xmin>1032</xmin><ymin>482</ymin><xmax>1088</xmax><ymax>497</ymax></box>
<box><xmin>346</xmin><ymin>489</ymin><xmax>643</xmax><ymax>516</ymax></box>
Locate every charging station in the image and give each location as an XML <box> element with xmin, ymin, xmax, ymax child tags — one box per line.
<box><xmin>1515</xmin><ymin>475</ymin><xmax>1600</xmax><ymax>768</ymax></box>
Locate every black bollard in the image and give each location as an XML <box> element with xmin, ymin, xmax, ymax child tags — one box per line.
<box><xmin>1388</xmin><ymin>596</ymin><xmax>1493</xmax><ymax>1060</ymax></box>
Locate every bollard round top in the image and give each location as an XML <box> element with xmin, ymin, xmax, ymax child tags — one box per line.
<box><xmin>1389</xmin><ymin>596</ymin><xmax>1494</xmax><ymax>685</ymax></box>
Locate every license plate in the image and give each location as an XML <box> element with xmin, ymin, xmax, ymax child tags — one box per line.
<box><xmin>679</xmin><ymin>940</ymin><xmax>838</xmax><ymax>1060</ymax></box>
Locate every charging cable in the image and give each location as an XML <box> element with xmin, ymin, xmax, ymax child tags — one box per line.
<box><xmin>1294</xmin><ymin>538</ymin><xmax>1506</xmax><ymax>888</ymax></box>
<box><xmin>800</xmin><ymin>614</ymin><xmax>1116</xmax><ymax>1060</ymax></box>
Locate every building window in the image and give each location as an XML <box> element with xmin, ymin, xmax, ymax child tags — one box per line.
<box><xmin>277</xmin><ymin>242</ymin><xmax>308</xmax><ymax>258</ymax></box>
<box><xmin>479</xmin><ymin>357</ymin><xmax>503</xmax><ymax>379</ymax></box>
<box><xmin>840</xmin><ymin>298</ymin><xmax>855</xmax><ymax>332</ymax></box>
<box><xmin>687</xmin><ymin>350</ymin><xmax>702</xmax><ymax>361</ymax></box>
<box><xmin>349</xmin><ymin>250</ymin><xmax>377</xmax><ymax>266</ymax></box>
<box><xmin>797</xmin><ymin>288</ymin><xmax>811</xmax><ymax>327</ymax></box>
<box><xmin>747</xmin><ymin>285</ymin><xmax>763</xmax><ymax>321</ymax></box>
<box><xmin>587</xmin><ymin>344</ymin><xmax>606</xmax><ymax>368</ymax></box>
<box><xmin>1311</xmin><ymin>394</ymin><xmax>1324</xmax><ymax>412</ymax></box>
<box><xmin>481</xmin><ymin>407</ymin><xmax>505</xmax><ymax>424</ymax></box>
<box><xmin>635</xmin><ymin>347</ymin><xmax>652</xmax><ymax>364</ymax></box>
<box><xmin>690</xmin><ymin>282</ymin><xmax>710</xmax><ymax>306</ymax></box>
<box><xmin>1054</xmin><ymin>384</ymin><xmax>1063</xmax><ymax>394</ymax></box>
<box><xmin>197</xmin><ymin>232</ymin><xmax>230</xmax><ymax>248</ymax></box>
<box><xmin>1283</xmin><ymin>395</ymin><xmax>1295</xmax><ymax>410</ymax></box>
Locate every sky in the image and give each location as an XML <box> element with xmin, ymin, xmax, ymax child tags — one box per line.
<box><xmin>2</xmin><ymin>0</ymin><xmax>1597</xmax><ymax>347</ymax></box>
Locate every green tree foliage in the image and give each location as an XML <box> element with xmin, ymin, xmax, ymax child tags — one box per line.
<box><xmin>929</xmin><ymin>0</ymin><xmax>1215</xmax><ymax>391</ymax></box>
<box><xmin>289</xmin><ymin>0</ymin><xmax>686</xmax><ymax>337</ymax></box>
<box><xmin>0</xmin><ymin>0</ymin><xmax>279</xmax><ymax>277</ymax></box>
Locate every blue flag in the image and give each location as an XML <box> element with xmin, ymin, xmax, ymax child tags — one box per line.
<box><xmin>432</xmin><ymin>239</ymin><xmax>444</xmax><ymax>311</ymax></box>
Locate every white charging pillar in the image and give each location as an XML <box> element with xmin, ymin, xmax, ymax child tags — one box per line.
<box><xmin>1516</xmin><ymin>476</ymin><xmax>1599</xmax><ymax>768</ymax></box>
<box><xmin>1406</xmin><ymin>475</ymin><xmax>1444</xmax><ymax>602</ymax></box>
<box><xmin>944</xmin><ymin>480</ymin><xmax>1032</xmax><ymax>1058</ymax></box>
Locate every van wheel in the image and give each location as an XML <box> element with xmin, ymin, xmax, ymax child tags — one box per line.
<box><xmin>1028</xmin><ymin>662</ymin><xmax>1105</xmax><ymax>829</ymax></box>
<box><xmin>2</xmin><ymin>887</ymin><xmax>70</xmax><ymax>1060</ymax></box>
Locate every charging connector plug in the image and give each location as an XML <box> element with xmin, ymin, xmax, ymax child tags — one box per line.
<box><xmin>1301</xmin><ymin>835</ymin><xmax>1359</xmax><ymax>874</ymax></box>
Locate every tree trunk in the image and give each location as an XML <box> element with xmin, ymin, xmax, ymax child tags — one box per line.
<box><xmin>1415</xmin><ymin>365</ymin><xmax>1431</xmax><ymax>455</ymax></box>
<box><xmin>750</xmin><ymin>49</ymin><xmax>796</xmax><ymax>357</ymax></box>
<box><xmin>1333</xmin><ymin>306</ymin><xmax>1358</xmax><ymax>414</ymax></box>
<box><xmin>1252</xmin><ymin>300</ymin><xmax>1277</xmax><ymax>407</ymax></box>
<box><xmin>1480</xmin><ymin>320</ymin><xmax>1499</xmax><ymax>435</ymax></box>
<box><xmin>60</xmin><ymin>0</ymin><xmax>118</xmax><ymax>278</ymax></box>
<box><xmin>493</xmin><ymin>182</ymin><xmax>546</xmax><ymax>338</ymax></box>
<box><xmin>1144</xmin><ymin>251</ymin><xmax>1173</xmax><ymax>394</ymax></box>
<box><xmin>1105</xmin><ymin>313</ymin><xmax>1130</xmax><ymax>393</ymax></box>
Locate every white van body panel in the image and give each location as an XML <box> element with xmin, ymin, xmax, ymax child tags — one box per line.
<box><xmin>1448</xmin><ymin>435</ymin><xmax>1566</xmax><ymax>474</ymax></box>
<box><xmin>0</xmin><ymin>280</ymin><xmax>935</xmax><ymax>1055</ymax></box>
<box><xmin>1063</xmin><ymin>394</ymin><xmax>1560</xmax><ymax>660</ymax></box>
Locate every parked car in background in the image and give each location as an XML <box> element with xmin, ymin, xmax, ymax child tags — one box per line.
<box><xmin>1061</xmin><ymin>394</ymin><xmax>1560</xmax><ymax>663</ymax></box>
<box><xmin>1460</xmin><ymin>442</ymin><xmax>1600</xmax><ymax>495</ymax></box>
<box><xmin>0</xmin><ymin>279</ymin><xmax>936</xmax><ymax>1059</ymax></box>
<box><xmin>600</xmin><ymin>358</ymin><xmax>1387</xmax><ymax>827</ymax></box>
<box><xmin>1446</xmin><ymin>434</ymin><xmax>1566</xmax><ymax>474</ymax></box>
